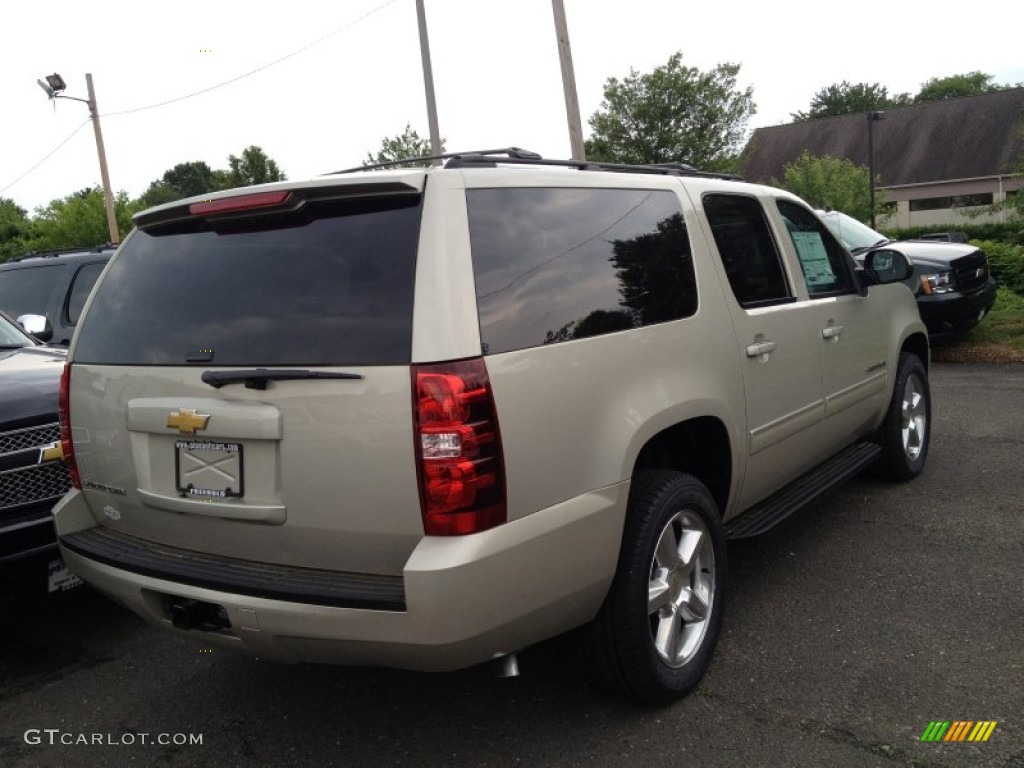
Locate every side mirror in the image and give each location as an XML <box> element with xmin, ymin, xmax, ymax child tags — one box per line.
<box><xmin>17</xmin><ymin>313</ymin><xmax>53</xmax><ymax>342</ymax></box>
<box><xmin>863</xmin><ymin>249</ymin><xmax>911</xmax><ymax>285</ymax></box>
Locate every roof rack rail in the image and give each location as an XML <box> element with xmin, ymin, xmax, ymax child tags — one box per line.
<box><xmin>446</xmin><ymin>155</ymin><xmax>743</xmax><ymax>180</ymax></box>
<box><xmin>327</xmin><ymin>147</ymin><xmax>742</xmax><ymax>181</ymax></box>
<box><xmin>328</xmin><ymin>147</ymin><xmax>542</xmax><ymax>175</ymax></box>
<box><xmin>11</xmin><ymin>244</ymin><xmax>115</xmax><ymax>262</ymax></box>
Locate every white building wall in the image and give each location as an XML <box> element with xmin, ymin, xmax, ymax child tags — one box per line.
<box><xmin>883</xmin><ymin>176</ymin><xmax>1022</xmax><ymax>229</ymax></box>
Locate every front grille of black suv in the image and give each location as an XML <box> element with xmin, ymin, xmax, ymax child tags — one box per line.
<box><xmin>0</xmin><ymin>423</ymin><xmax>60</xmax><ymax>455</ymax></box>
<box><xmin>0</xmin><ymin>462</ymin><xmax>71</xmax><ymax>512</ymax></box>
<box><xmin>952</xmin><ymin>252</ymin><xmax>989</xmax><ymax>294</ymax></box>
<box><xmin>0</xmin><ymin>423</ymin><xmax>71</xmax><ymax>512</ymax></box>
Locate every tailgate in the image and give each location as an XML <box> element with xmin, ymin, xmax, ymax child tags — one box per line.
<box><xmin>69</xmin><ymin>364</ymin><xmax>421</xmax><ymax>576</ymax></box>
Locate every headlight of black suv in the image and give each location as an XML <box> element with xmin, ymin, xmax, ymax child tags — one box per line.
<box><xmin>920</xmin><ymin>271</ymin><xmax>955</xmax><ymax>295</ymax></box>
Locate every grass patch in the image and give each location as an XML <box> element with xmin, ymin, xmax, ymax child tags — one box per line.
<box><xmin>965</xmin><ymin>287</ymin><xmax>1024</xmax><ymax>346</ymax></box>
<box><xmin>932</xmin><ymin>287</ymin><xmax>1024</xmax><ymax>362</ymax></box>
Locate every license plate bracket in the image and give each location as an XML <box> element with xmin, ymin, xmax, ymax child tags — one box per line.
<box><xmin>175</xmin><ymin>440</ymin><xmax>244</xmax><ymax>499</ymax></box>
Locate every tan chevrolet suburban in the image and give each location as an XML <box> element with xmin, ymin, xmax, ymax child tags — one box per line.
<box><xmin>53</xmin><ymin>149</ymin><xmax>929</xmax><ymax>703</ymax></box>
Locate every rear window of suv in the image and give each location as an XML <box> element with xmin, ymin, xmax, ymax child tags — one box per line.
<box><xmin>73</xmin><ymin>196</ymin><xmax>422</xmax><ymax>366</ymax></box>
<box><xmin>467</xmin><ymin>187</ymin><xmax>697</xmax><ymax>354</ymax></box>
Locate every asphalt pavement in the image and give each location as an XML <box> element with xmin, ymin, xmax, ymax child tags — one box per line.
<box><xmin>1</xmin><ymin>362</ymin><xmax>1021</xmax><ymax>767</ymax></box>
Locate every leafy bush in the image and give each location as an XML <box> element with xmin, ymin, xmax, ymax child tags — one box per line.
<box><xmin>972</xmin><ymin>239</ymin><xmax>1024</xmax><ymax>294</ymax></box>
<box><xmin>885</xmin><ymin>221</ymin><xmax>1024</xmax><ymax>246</ymax></box>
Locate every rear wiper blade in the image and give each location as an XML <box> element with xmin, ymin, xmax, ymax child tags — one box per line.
<box><xmin>201</xmin><ymin>369</ymin><xmax>364</xmax><ymax>390</ymax></box>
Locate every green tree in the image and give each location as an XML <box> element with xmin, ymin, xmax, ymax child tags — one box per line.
<box><xmin>224</xmin><ymin>146</ymin><xmax>287</xmax><ymax>187</ymax></box>
<box><xmin>365</xmin><ymin>124</ymin><xmax>445</xmax><ymax>168</ymax></box>
<box><xmin>791</xmin><ymin>82</ymin><xmax>912</xmax><ymax>121</ymax></box>
<box><xmin>773</xmin><ymin>151</ymin><xmax>883</xmax><ymax>223</ymax></box>
<box><xmin>163</xmin><ymin>160</ymin><xmax>219</xmax><ymax>196</ymax></box>
<box><xmin>915</xmin><ymin>72</ymin><xmax>1001</xmax><ymax>103</ymax></box>
<box><xmin>0</xmin><ymin>198</ymin><xmax>32</xmax><ymax>263</ymax></box>
<box><xmin>585</xmin><ymin>52</ymin><xmax>756</xmax><ymax>168</ymax></box>
<box><xmin>141</xmin><ymin>161</ymin><xmax>221</xmax><ymax>207</ymax></box>
<box><xmin>25</xmin><ymin>188</ymin><xmax>142</xmax><ymax>251</ymax></box>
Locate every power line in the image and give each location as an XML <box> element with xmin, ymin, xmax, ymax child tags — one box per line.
<box><xmin>0</xmin><ymin>120</ymin><xmax>91</xmax><ymax>197</ymax></box>
<box><xmin>102</xmin><ymin>0</ymin><xmax>399</xmax><ymax>118</ymax></box>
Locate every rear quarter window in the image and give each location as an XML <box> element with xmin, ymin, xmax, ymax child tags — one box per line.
<box><xmin>467</xmin><ymin>187</ymin><xmax>697</xmax><ymax>355</ymax></box>
<box><xmin>0</xmin><ymin>263</ymin><xmax>64</xmax><ymax>320</ymax></box>
<box><xmin>73</xmin><ymin>196</ymin><xmax>422</xmax><ymax>366</ymax></box>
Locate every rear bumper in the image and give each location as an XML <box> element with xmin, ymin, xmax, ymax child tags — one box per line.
<box><xmin>917</xmin><ymin>278</ymin><xmax>997</xmax><ymax>339</ymax></box>
<box><xmin>54</xmin><ymin>483</ymin><xmax>627</xmax><ymax>671</ymax></box>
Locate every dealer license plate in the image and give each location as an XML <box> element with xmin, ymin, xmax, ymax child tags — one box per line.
<box><xmin>48</xmin><ymin>558</ymin><xmax>83</xmax><ymax>593</ymax></box>
<box><xmin>175</xmin><ymin>440</ymin><xmax>244</xmax><ymax>499</ymax></box>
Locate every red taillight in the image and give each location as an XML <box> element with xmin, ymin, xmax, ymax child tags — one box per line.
<box><xmin>58</xmin><ymin>362</ymin><xmax>81</xmax><ymax>489</ymax></box>
<box><xmin>413</xmin><ymin>358</ymin><xmax>506</xmax><ymax>535</ymax></box>
<box><xmin>188</xmin><ymin>190</ymin><xmax>292</xmax><ymax>216</ymax></box>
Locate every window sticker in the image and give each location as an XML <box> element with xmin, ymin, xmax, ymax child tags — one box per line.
<box><xmin>790</xmin><ymin>231</ymin><xmax>836</xmax><ymax>288</ymax></box>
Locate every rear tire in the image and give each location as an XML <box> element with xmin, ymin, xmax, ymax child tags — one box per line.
<box><xmin>876</xmin><ymin>353</ymin><xmax>930</xmax><ymax>481</ymax></box>
<box><xmin>584</xmin><ymin>470</ymin><xmax>726</xmax><ymax>705</ymax></box>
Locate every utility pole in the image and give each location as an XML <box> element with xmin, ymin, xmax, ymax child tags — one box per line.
<box><xmin>86</xmin><ymin>75</ymin><xmax>120</xmax><ymax>245</ymax></box>
<box><xmin>415</xmin><ymin>0</ymin><xmax>443</xmax><ymax>164</ymax></box>
<box><xmin>551</xmin><ymin>0</ymin><xmax>585</xmax><ymax>161</ymax></box>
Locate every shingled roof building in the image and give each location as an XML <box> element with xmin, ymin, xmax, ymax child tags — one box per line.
<box><xmin>742</xmin><ymin>88</ymin><xmax>1024</xmax><ymax>228</ymax></box>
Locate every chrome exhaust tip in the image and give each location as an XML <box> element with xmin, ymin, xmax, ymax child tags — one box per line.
<box><xmin>495</xmin><ymin>653</ymin><xmax>520</xmax><ymax>678</ymax></box>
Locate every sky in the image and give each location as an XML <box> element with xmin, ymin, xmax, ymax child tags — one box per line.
<box><xmin>3</xmin><ymin>0</ymin><xmax>1022</xmax><ymax>213</ymax></box>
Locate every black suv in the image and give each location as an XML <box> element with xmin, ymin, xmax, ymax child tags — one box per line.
<box><xmin>819</xmin><ymin>211</ymin><xmax>998</xmax><ymax>339</ymax></box>
<box><xmin>0</xmin><ymin>311</ymin><xmax>78</xmax><ymax>603</ymax></box>
<box><xmin>0</xmin><ymin>246</ymin><xmax>115</xmax><ymax>346</ymax></box>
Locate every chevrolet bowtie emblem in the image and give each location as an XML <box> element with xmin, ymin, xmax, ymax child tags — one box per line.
<box><xmin>167</xmin><ymin>409</ymin><xmax>211</xmax><ymax>434</ymax></box>
<box><xmin>39</xmin><ymin>442</ymin><xmax>64</xmax><ymax>463</ymax></box>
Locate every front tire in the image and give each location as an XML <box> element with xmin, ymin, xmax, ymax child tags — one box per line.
<box><xmin>876</xmin><ymin>353</ymin><xmax>930</xmax><ymax>481</ymax></box>
<box><xmin>585</xmin><ymin>470</ymin><xmax>726</xmax><ymax>705</ymax></box>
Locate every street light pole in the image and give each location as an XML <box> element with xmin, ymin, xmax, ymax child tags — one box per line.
<box><xmin>85</xmin><ymin>74</ymin><xmax>119</xmax><ymax>245</ymax></box>
<box><xmin>551</xmin><ymin>0</ymin><xmax>585</xmax><ymax>161</ymax></box>
<box><xmin>37</xmin><ymin>72</ymin><xmax>120</xmax><ymax>244</ymax></box>
<box><xmin>867</xmin><ymin>110</ymin><xmax>885</xmax><ymax>230</ymax></box>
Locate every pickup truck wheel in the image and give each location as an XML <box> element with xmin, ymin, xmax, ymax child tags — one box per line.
<box><xmin>585</xmin><ymin>470</ymin><xmax>726</xmax><ymax>705</ymax></box>
<box><xmin>877</xmin><ymin>353</ymin><xmax>930</xmax><ymax>481</ymax></box>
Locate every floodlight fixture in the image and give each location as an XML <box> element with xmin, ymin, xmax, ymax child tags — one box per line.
<box><xmin>45</xmin><ymin>73</ymin><xmax>67</xmax><ymax>93</ymax></box>
<box><xmin>37</xmin><ymin>73</ymin><xmax>67</xmax><ymax>98</ymax></box>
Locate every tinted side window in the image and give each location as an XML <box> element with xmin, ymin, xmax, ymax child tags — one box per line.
<box><xmin>776</xmin><ymin>199</ymin><xmax>855</xmax><ymax>296</ymax></box>
<box><xmin>66</xmin><ymin>262</ymin><xmax>106</xmax><ymax>325</ymax></box>
<box><xmin>702</xmin><ymin>194</ymin><xmax>791</xmax><ymax>308</ymax></box>
<box><xmin>0</xmin><ymin>264</ymin><xmax>64</xmax><ymax>320</ymax></box>
<box><xmin>468</xmin><ymin>188</ymin><xmax>696</xmax><ymax>355</ymax></box>
<box><xmin>73</xmin><ymin>197</ymin><xmax>422</xmax><ymax>366</ymax></box>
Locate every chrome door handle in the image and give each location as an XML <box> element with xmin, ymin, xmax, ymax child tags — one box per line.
<box><xmin>745</xmin><ymin>341</ymin><xmax>777</xmax><ymax>358</ymax></box>
<box><xmin>822</xmin><ymin>325</ymin><xmax>844</xmax><ymax>340</ymax></box>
